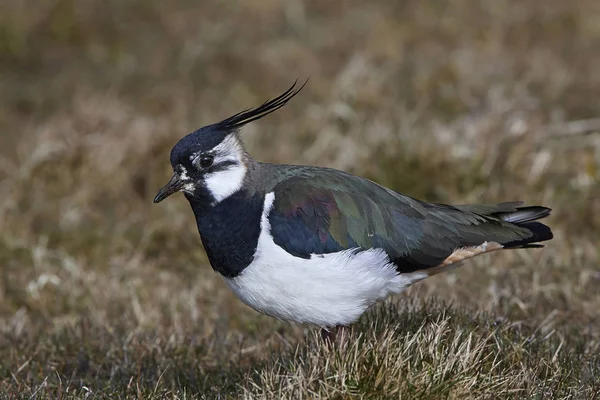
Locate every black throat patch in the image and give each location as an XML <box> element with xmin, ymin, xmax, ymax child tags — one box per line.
<box><xmin>188</xmin><ymin>190</ymin><xmax>265</xmax><ymax>278</ymax></box>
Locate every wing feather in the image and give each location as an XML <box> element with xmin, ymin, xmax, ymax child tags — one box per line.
<box><xmin>267</xmin><ymin>168</ymin><xmax>551</xmax><ymax>273</ymax></box>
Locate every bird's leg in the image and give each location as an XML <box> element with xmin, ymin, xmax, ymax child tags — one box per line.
<box><xmin>320</xmin><ymin>326</ymin><xmax>350</xmax><ymax>346</ymax></box>
<box><xmin>320</xmin><ymin>327</ymin><xmax>334</xmax><ymax>342</ymax></box>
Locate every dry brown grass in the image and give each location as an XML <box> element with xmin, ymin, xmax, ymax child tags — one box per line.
<box><xmin>0</xmin><ymin>0</ymin><xmax>599</xmax><ymax>398</ymax></box>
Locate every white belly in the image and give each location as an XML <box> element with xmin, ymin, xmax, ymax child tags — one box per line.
<box><xmin>222</xmin><ymin>192</ymin><xmax>428</xmax><ymax>327</ymax></box>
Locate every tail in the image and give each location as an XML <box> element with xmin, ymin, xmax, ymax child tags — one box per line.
<box><xmin>399</xmin><ymin>202</ymin><xmax>553</xmax><ymax>276</ymax></box>
<box><xmin>494</xmin><ymin>205</ymin><xmax>553</xmax><ymax>248</ymax></box>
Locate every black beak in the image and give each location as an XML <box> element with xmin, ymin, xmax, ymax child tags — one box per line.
<box><xmin>153</xmin><ymin>174</ymin><xmax>184</xmax><ymax>203</ymax></box>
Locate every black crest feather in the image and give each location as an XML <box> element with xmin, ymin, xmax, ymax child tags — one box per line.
<box><xmin>213</xmin><ymin>79</ymin><xmax>308</xmax><ymax>131</ymax></box>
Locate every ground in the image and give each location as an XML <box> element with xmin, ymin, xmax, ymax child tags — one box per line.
<box><xmin>0</xmin><ymin>0</ymin><xmax>599</xmax><ymax>398</ymax></box>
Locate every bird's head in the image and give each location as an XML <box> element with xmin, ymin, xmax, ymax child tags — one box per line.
<box><xmin>153</xmin><ymin>81</ymin><xmax>306</xmax><ymax>206</ymax></box>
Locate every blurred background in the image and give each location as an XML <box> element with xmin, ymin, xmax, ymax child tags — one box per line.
<box><xmin>0</xmin><ymin>0</ymin><xmax>599</xmax><ymax>396</ymax></box>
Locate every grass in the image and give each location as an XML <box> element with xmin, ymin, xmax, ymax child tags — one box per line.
<box><xmin>0</xmin><ymin>0</ymin><xmax>599</xmax><ymax>398</ymax></box>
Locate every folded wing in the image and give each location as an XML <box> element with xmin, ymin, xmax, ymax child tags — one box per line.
<box><xmin>267</xmin><ymin>169</ymin><xmax>552</xmax><ymax>273</ymax></box>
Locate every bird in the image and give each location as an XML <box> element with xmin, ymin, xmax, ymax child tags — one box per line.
<box><xmin>153</xmin><ymin>81</ymin><xmax>553</xmax><ymax>341</ymax></box>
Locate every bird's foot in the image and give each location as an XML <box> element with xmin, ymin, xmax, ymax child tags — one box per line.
<box><xmin>320</xmin><ymin>326</ymin><xmax>350</xmax><ymax>346</ymax></box>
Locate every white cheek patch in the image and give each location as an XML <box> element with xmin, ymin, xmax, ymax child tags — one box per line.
<box><xmin>204</xmin><ymin>163</ymin><xmax>247</xmax><ymax>203</ymax></box>
<box><xmin>202</xmin><ymin>134</ymin><xmax>247</xmax><ymax>204</ymax></box>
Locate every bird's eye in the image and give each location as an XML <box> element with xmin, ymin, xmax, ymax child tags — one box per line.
<box><xmin>199</xmin><ymin>155</ymin><xmax>214</xmax><ymax>168</ymax></box>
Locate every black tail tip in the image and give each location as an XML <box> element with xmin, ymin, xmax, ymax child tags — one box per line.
<box><xmin>505</xmin><ymin>221</ymin><xmax>554</xmax><ymax>248</ymax></box>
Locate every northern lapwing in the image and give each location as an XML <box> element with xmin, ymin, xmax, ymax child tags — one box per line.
<box><xmin>154</xmin><ymin>82</ymin><xmax>552</xmax><ymax>340</ymax></box>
